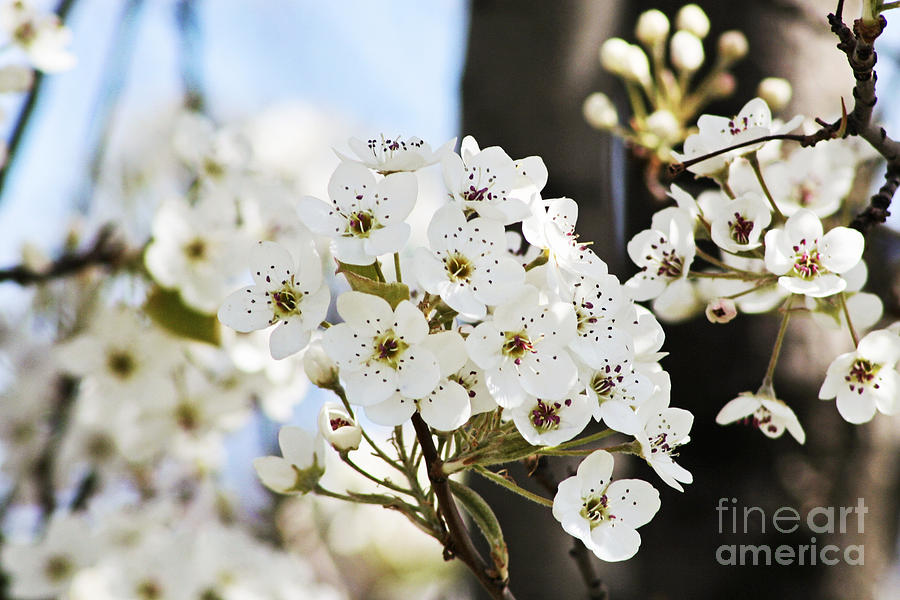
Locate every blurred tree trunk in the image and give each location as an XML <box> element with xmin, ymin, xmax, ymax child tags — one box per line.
<box><xmin>461</xmin><ymin>1</ymin><xmax>898</xmax><ymax>599</ymax></box>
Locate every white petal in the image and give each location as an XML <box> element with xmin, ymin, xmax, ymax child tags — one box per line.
<box><xmin>218</xmin><ymin>287</ymin><xmax>273</xmax><ymax>332</ymax></box>
<box><xmin>599</xmin><ymin>401</ymin><xmax>643</xmax><ymax>435</ymax></box>
<box><xmin>485</xmin><ymin>361</ymin><xmax>527</xmax><ymax>408</ymax></box>
<box><xmin>299</xmin><ymin>284</ymin><xmax>331</xmax><ymax>330</ymax></box>
<box><xmin>784</xmin><ymin>209</ymin><xmax>823</xmax><ymax>244</ymax></box>
<box><xmin>298</xmin><ymin>195</ymin><xmax>344</xmax><ymax>237</ymax></box>
<box><xmin>269</xmin><ymin>318</ymin><xmax>310</xmax><ymax>359</ymax></box>
<box><xmin>589</xmin><ymin>523</ymin><xmax>641</xmax><ymax>562</ymax></box>
<box><xmin>396</xmin><ymin>346</ymin><xmax>441</xmax><ymax>399</ymax></box>
<box><xmin>835</xmin><ymin>390</ymin><xmax>878</xmax><ymax>424</ymax></box>
<box><xmin>422</xmin><ymin>331</ymin><xmax>468</xmax><ymax>377</ymax></box>
<box><xmin>443</xmin><ymin>284</ymin><xmax>487</xmax><ymax>320</ymax></box>
<box><xmin>763</xmin><ymin>229</ymin><xmax>792</xmax><ymax>275</ymax></box>
<box><xmin>337</xmin><ymin>291</ymin><xmax>394</xmax><ymax>336</ymax></box>
<box><xmin>413</xmin><ymin>247</ymin><xmax>449</xmax><ymax>292</ymax></box>
<box><xmin>321</xmin><ymin>322</ymin><xmax>368</xmax><ymax>371</ymax></box>
<box><xmin>393</xmin><ymin>300</ymin><xmax>429</xmax><ymax>344</ymax></box>
<box><xmin>857</xmin><ymin>329</ymin><xmax>900</xmax><ymax>366</ymax></box>
<box><xmin>419</xmin><ymin>381</ymin><xmax>471</xmax><ymax>431</ymax></box>
<box><xmin>519</xmin><ymin>351</ymin><xmax>577</xmax><ymax>400</ymax></box>
<box><xmin>465</xmin><ymin>322</ymin><xmax>503</xmax><ymax>369</ymax></box>
<box><xmin>278</xmin><ymin>426</ymin><xmax>315</xmax><ymax>468</ymax></box>
<box><xmin>576</xmin><ymin>449</ymin><xmax>615</xmax><ymax>494</ymax></box>
<box><xmin>605</xmin><ymin>479</ymin><xmax>661</xmax><ymax>527</ymax></box>
<box><xmin>365</xmin><ymin>394</ymin><xmax>417</xmax><ymax>427</ymax></box>
<box><xmin>874</xmin><ymin>370</ymin><xmax>900</xmax><ymax>415</ymax></box>
<box><xmin>344</xmin><ymin>364</ymin><xmax>398</xmax><ymax>406</ymax></box>
<box><xmin>819</xmin><ymin>227</ymin><xmax>864</xmax><ymax>274</ymax></box>
<box><xmin>328</xmin><ymin>162</ymin><xmax>376</xmax><ymax>212</ymax></box>
<box><xmin>253</xmin><ymin>456</ymin><xmax>298</xmax><ymax>493</ymax></box>
<box><xmin>250</xmin><ymin>241</ymin><xmax>295</xmax><ymax>288</ymax></box>
<box><xmin>365</xmin><ymin>223</ymin><xmax>410</xmax><ymax>256</ymax></box>
<box><xmin>427</xmin><ymin>203</ymin><xmax>468</xmax><ymax>249</ymax></box>
<box><xmin>374</xmin><ymin>172</ymin><xmax>417</xmax><ymax>221</ymax></box>
<box><xmin>472</xmin><ymin>257</ymin><xmax>525</xmax><ymax>306</ymax></box>
<box><xmin>715</xmin><ymin>394</ymin><xmax>760</xmax><ymax>424</ymax></box>
<box><xmin>332</xmin><ymin>236</ymin><xmax>372</xmax><ymax>265</ymax></box>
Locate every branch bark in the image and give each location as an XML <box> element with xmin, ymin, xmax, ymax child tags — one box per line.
<box><xmin>410</xmin><ymin>413</ymin><xmax>515</xmax><ymax>600</ymax></box>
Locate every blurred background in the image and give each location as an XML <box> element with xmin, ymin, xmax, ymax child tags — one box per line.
<box><xmin>1</xmin><ymin>1</ymin><xmax>899</xmax><ymax>599</ymax></box>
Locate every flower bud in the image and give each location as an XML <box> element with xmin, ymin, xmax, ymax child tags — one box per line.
<box><xmin>318</xmin><ymin>402</ymin><xmax>362</xmax><ymax>452</ymax></box>
<box><xmin>645</xmin><ymin>109</ymin><xmax>681</xmax><ymax>145</ymax></box>
<box><xmin>599</xmin><ymin>38</ymin><xmax>630</xmax><ymax>75</ymax></box>
<box><xmin>756</xmin><ymin>77</ymin><xmax>792</xmax><ymax>111</ymax></box>
<box><xmin>303</xmin><ymin>341</ymin><xmax>338</xmax><ymax>388</ymax></box>
<box><xmin>636</xmin><ymin>9</ymin><xmax>670</xmax><ymax>47</ymax></box>
<box><xmin>583</xmin><ymin>92</ymin><xmax>618</xmax><ymax>130</ymax></box>
<box><xmin>624</xmin><ymin>44</ymin><xmax>652</xmax><ymax>85</ymax></box>
<box><xmin>717</xmin><ymin>30</ymin><xmax>749</xmax><ymax>62</ymax></box>
<box><xmin>710</xmin><ymin>72</ymin><xmax>736</xmax><ymax>98</ymax></box>
<box><xmin>705</xmin><ymin>298</ymin><xmax>738</xmax><ymax>323</ymax></box>
<box><xmin>670</xmin><ymin>30</ymin><xmax>704</xmax><ymax>72</ymax></box>
<box><xmin>676</xmin><ymin>4</ymin><xmax>710</xmax><ymax>38</ymax></box>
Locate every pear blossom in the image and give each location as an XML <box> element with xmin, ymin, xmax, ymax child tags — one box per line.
<box><xmin>552</xmin><ymin>450</ymin><xmax>661</xmax><ymax>562</ymax></box>
<box><xmin>448</xmin><ymin>360</ymin><xmax>498</xmax><ymax>415</ymax></box>
<box><xmin>579</xmin><ymin>357</ymin><xmax>655</xmax><ymax>435</ymax></box>
<box><xmin>625</xmin><ymin>207</ymin><xmax>695</xmax><ymax>302</ymax></box>
<box><xmin>337</xmin><ymin>134</ymin><xmax>456</xmax><ymax>173</ymax></box>
<box><xmin>511</xmin><ymin>393</ymin><xmax>593</xmax><ymax>446</ymax></box>
<box><xmin>299</xmin><ymin>161</ymin><xmax>417</xmax><ymax>265</ymax></box>
<box><xmin>635</xmin><ymin>395</ymin><xmax>693</xmax><ymax>491</ymax></box>
<box><xmin>562</xmin><ymin>272</ymin><xmax>636</xmax><ymax>365</ymax></box>
<box><xmin>819</xmin><ymin>329</ymin><xmax>900</xmax><ymax>423</ymax></box>
<box><xmin>253</xmin><ymin>426</ymin><xmax>324</xmax><ymax>494</ymax></box>
<box><xmin>322</xmin><ymin>292</ymin><xmax>440</xmax><ymax>408</ymax></box>
<box><xmin>441</xmin><ymin>136</ymin><xmax>531</xmax><ymax>224</ymax></box>
<box><xmin>318</xmin><ymin>402</ymin><xmax>362</xmax><ymax>451</ymax></box>
<box><xmin>707</xmin><ymin>192</ymin><xmax>771</xmax><ymax>253</ymax></box>
<box><xmin>364</xmin><ymin>330</ymin><xmax>471</xmax><ymax>431</ymax></box>
<box><xmin>218</xmin><ymin>240</ymin><xmax>330</xmax><ymax>359</ymax></box>
<box><xmin>0</xmin><ymin>0</ymin><xmax>76</xmax><ymax>72</ymax></box>
<box><xmin>716</xmin><ymin>390</ymin><xmax>806</xmax><ymax>443</ymax></box>
<box><xmin>413</xmin><ymin>204</ymin><xmax>524</xmax><ymax>319</ymax></box>
<box><xmin>764</xmin><ymin>209</ymin><xmax>864</xmax><ymax>298</ymax></box>
<box><xmin>806</xmin><ymin>263</ymin><xmax>883</xmax><ymax>332</ymax></box>
<box><xmin>465</xmin><ymin>287</ymin><xmax>578</xmax><ymax>408</ymax></box>
<box><xmin>522</xmin><ymin>196</ymin><xmax>609</xmax><ymax>290</ymax></box>
<box><xmin>705</xmin><ymin>298</ymin><xmax>738</xmax><ymax>323</ymax></box>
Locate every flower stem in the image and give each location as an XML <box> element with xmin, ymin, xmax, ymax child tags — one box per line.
<box><xmin>761</xmin><ymin>295</ymin><xmax>794</xmax><ymax>388</ymax></box>
<box><xmin>839</xmin><ymin>292</ymin><xmax>860</xmax><ymax>346</ymax></box>
<box><xmin>473</xmin><ymin>466</ymin><xmax>554</xmax><ymax>507</ymax></box>
<box><xmin>410</xmin><ymin>413</ymin><xmax>515</xmax><ymax>600</ymax></box>
<box><xmin>393</xmin><ymin>252</ymin><xmax>402</xmax><ymax>283</ymax></box>
<box><xmin>340</xmin><ymin>453</ymin><xmax>417</xmax><ymax>497</ymax></box>
<box><xmin>694</xmin><ymin>247</ymin><xmax>763</xmax><ymax>277</ymax></box>
<box><xmin>747</xmin><ymin>152</ymin><xmax>786</xmax><ymax>221</ymax></box>
<box><xmin>547</xmin><ymin>428</ymin><xmax>617</xmax><ymax>451</ymax></box>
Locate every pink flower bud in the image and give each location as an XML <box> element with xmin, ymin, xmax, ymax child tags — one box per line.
<box><xmin>705</xmin><ymin>298</ymin><xmax>737</xmax><ymax>323</ymax></box>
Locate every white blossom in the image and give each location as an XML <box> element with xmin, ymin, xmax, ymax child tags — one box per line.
<box><xmin>625</xmin><ymin>207</ymin><xmax>695</xmax><ymax>302</ymax></box>
<box><xmin>716</xmin><ymin>390</ymin><xmax>806</xmax><ymax>443</ymax></box>
<box><xmin>337</xmin><ymin>134</ymin><xmax>456</xmax><ymax>173</ymax></box>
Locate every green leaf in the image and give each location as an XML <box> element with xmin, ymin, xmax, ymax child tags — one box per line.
<box><xmin>143</xmin><ymin>286</ymin><xmax>221</xmax><ymax>345</ymax></box>
<box><xmin>449</xmin><ymin>478</ymin><xmax>509</xmax><ymax>580</ymax></box>
<box><xmin>336</xmin><ymin>260</ymin><xmax>410</xmax><ymax>309</ymax></box>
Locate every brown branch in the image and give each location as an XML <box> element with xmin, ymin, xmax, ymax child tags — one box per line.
<box><xmin>529</xmin><ymin>456</ymin><xmax>609</xmax><ymax>600</ymax></box>
<box><xmin>0</xmin><ymin>225</ymin><xmax>126</xmax><ymax>285</ymax></box>
<box><xmin>410</xmin><ymin>412</ymin><xmax>515</xmax><ymax>600</ymax></box>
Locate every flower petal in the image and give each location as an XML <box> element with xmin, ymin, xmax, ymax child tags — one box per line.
<box><xmin>419</xmin><ymin>381</ymin><xmax>471</xmax><ymax>431</ymax></box>
<box><xmin>269</xmin><ymin>318</ymin><xmax>310</xmax><ymax>359</ymax></box>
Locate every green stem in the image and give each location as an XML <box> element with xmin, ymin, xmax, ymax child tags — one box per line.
<box><xmin>722</xmin><ymin>278</ymin><xmax>776</xmax><ymax>300</ymax></box>
<box><xmin>839</xmin><ymin>292</ymin><xmax>860</xmax><ymax>346</ymax></box>
<box><xmin>747</xmin><ymin>152</ymin><xmax>786</xmax><ymax>221</ymax></box>
<box><xmin>373</xmin><ymin>259</ymin><xmax>386</xmax><ymax>283</ymax></box>
<box><xmin>694</xmin><ymin>247</ymin><xmax>762</xmax><ymax>277</ymax></box>
<box><xmin>393</xmin><ymin>252</ymin><xmax>403</xmax><ymax>283</ymax></box>
<box><xmin>689</xmin><ymin>270</ymin><xmax>760</xmax><ymax>280</ymax></box>
<box><xmin>340</xmin><ymin>453</ymin><xmax>417</xmax><ymax>497</ymax></box>
<box><xmin>474</xmin><ymin>467</ymin><xmax>553</xmax><ymax>508</ymax></box>
<box><xmin>761</xmin><ymin>295</ymin><xmax>794</xmax><ymax>388</ymax></box>
<box><xmin>549</xmin><ymin>428</ymin><xmax>617</xmax><ymax>451</ymax></box>
<box><xmin>333</xmin><ymin>385</ymin><xmax>405</xmax><ymax>473</ymax></box>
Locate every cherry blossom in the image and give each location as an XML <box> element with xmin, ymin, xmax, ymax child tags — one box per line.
<box><xmin>764</xmin><ymin>208</ymin><xmax>864</xmax><ymax>298</ymax></box>
<box><xmin>299</xmin><ymin>161</ymin><xmax>417</xmax><ymax>265</ymax></box>
<box><xmin>552</xmin><ymin>450</ymin><xmax>661</xmax><ymax>562</ymax></box>
<box><xmin>218</xmin><ymin>240</ymin><xmax>330</xmax><ymax>359</ymax></box>
<box><xmin>819</xmin><ymin>329</ymin><xmax>900</xmax><ymax>424</ymax></box>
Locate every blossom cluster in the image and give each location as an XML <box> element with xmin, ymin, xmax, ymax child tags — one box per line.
<box><xmin>621</xmin><ymin>93</ymin><xmax>900</xmax><ymax>439</ymax></box>
<box><xmin>217</xmin><ymin>133</ymin><xmax>695</xmax><ymax>563</ymax></box>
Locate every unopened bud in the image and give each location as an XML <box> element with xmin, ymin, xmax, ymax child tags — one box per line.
<box><xmin>757</xmin><ymin>77</ymin><xmax>792</xmax><ymax>111</ymax></box>
<box><xmin>670</xmin><ymin>30</ymin><xmax>705</xmax><ymax>72</ymax></box>
<box><xmin>636</xmin><ymin>9</ymin><xmax>670</xmax><ymax>47</ymax></box>
<box><xmin>711</xmin><ymin>72</ymin><xmax>736</xmax><ymax>98</ymax></box>
<box><xmin>318</xmin><ymin>402</ymin><xmax>361</xmax><ymax>452</ymax></box>
<box><xmin>676</xmin><ymin>4</ymin><xmax>710</xmax><ymax>38</ymax></box>
<box><xmin>625</xmin><ymin>44</ymin><xmax>652</xmax><ymax>85</ymax></box>
<box><xmin>583</xmin><ymin>92</ymin><xmax>618</xmax><ymax>130</ymax></box>
<box><xmin>599</xmin><ymin>38</ymin><xmax>631</xmax><ymax>75</ymax></box>
<box><xmin>717</xmin><ymin>30</ymin><xmax>749</xmax><ymax>62</ymax></box>
<box><xmin>646</xmin><ymin>109</ymin><xmax>681</xmax><ymax>144</ymax></box>
<box><xmin>303</xmin><ymin>341</ymin><xmax>339</xmax><ymax>388</ymax></box>
<box><xmin>706</xmin><ymin>298</ymin><xmax>738</xmax><ymax>323</ymax></box>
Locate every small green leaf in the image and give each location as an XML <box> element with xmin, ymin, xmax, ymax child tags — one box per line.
<box><xmin>143</xmin><ymin>286</ymin><xmax>221</xmax><ymax>345</ymax></box>
<box><xmin>449</xmin><ymin>478</ymin><xmax>509</xmax><ymax>580</ymax></box>
<box><xmin>336</xmin><ymin>260</ymin><xmax>410</xmax><ymax>309</ymax></box>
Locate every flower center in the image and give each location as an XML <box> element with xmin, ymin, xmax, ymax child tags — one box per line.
<box><xmin>591</xmin><ymin>367</ymin><xmax>622</xmax><ymax>401</ymax></box>
<box><xmin>347</xmin><ymin>210</ymin><xmax>376</xmax><ymax>236</ymax></box>
<box><xmin>107</xmin><ymin>350</ymin><xmax>137</xmax><ymax>379</ymax></box>
<box><xmin>330</xmin><ymin>417</ymin><xmax>353</xmax><ymax>431</ymax></box>
<box><xmin>728</xmin><ymin>212</ymin><xmax>754</xmax><ymax>245</ymax></box>
<box><xmin>726</xmin><ymin>115</ymin><xmax>751</xmax><ymax>136</ymax></box>
<box><xmin>175</xmin><ymin>402</ymin><xmax>200</xmax><ymax>431</ymax></box>
<box><xmin>648</xmin><ymin>432</ymin><xmax>672</xmax><ymax>455</ymax></box>
<box><xmin>183</xmin><ymin>237</ymin><xmax>207</xmax><ymax>260</ymax></box>
<box><xmin>575</xmin><ymin>303</ymin><xmax>599</xmax><ymax>333</ymax></box>
<box><xmin>44</xmin><ymin>554</ymin><xmax>73</xmax><ymax>582</ymax></box>
<box><xmin>645</xmin><ymin>237</ymin><xmax>683</xmax><ymax>279</ymax></box>
<box><xmin>530</xmin><ymin>398</ymin><xmax>569</xmax><ymax>432</ymax></box>
<box><xmin>373</xmin><ymin>331</ymin><xmax>407</xmax><ymax>368</ymax></box>
<box><xmin>136</xmin><ymin>579</ymin><xmax>163</xmax><ymax>600</ymax></box>
<box><xmin>13</xmin><ymin>21</ymin><xmax>37</xmax><ymax>45</ymax></box>
<box><xmin>449</xmin><ymin>369</ymin><xmax>480</xmax><ymax>399</ymax></box>
<box><xmin>791</xmin><ymin>240</ymin><xmax>822</xmax><ymax>280</ymax></box>
<box><xmin>845</xmin><ymin>359</ymin><xmax>881</xmax><ymax>394</ymax></box>
<box><xmin>271</xmin><ymin>286</ymin><xmax>300</xmax><ymax>317</ymax></box>
<box><xmin>740</xmin><ymin>407</ymin><xmax>780</xmax><ymax>435</ymax></box>
<box><xmin>502</xmin><ymin>331</ymin><xmax>534</xmax><ymax>363</ymax></box>
<box><xmin>86</xmin><ymin>432</ymin><xmax>116</xmax><ymax>460</ymax></box>
<box><xmin>580</xmin><ymin>494</ymin><xmax>614</xmax><ymax>527</ymax></box>
<box><xmin>444</xmin><ymin>252</ymin><xmax>474</xmax><ymax>281</ymax></box>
